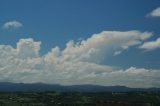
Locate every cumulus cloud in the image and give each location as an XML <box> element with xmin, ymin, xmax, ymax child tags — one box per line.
<box><xmin>16</xmin><ymin>38</ymin><xmax>41</xmax><ymax>58</ymax></box>
<box><xmin>3</xmin><ymin>21</ymin><xmax>23</xmax><ymax>29</ymax></box>
<box><xmin>60</xmin><ymin>31</ymin><xmax>152</xmax><ymax>62</ymax></box>
<box><xmin>0</xmin><ymin>30</ymin><xmax>159</xmax><ymax>88</ymax></box>
<box><xmin>148</xmin><ymin>7</ymin><xmax>160</xmax><ymax>17</ymax></box>
<box><xmin>139</xmin><ymin>38</ymin><xmax>160</xmax><ymax>51</ymax></box>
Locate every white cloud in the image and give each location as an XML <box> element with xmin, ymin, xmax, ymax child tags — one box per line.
<box><xmin>148</xmin><ymin>7</ymin><xmax>160</xmax><ymax>17</ymax></box>
<box><xmin>139</xmin><ymin>38</ymin><xmax>160</xmax><ymax>51</ymax></box>
<box><xmin>60</xmin><ymin>31</ymin><xmax>152</xmax><ymax>62</ymax></box>
<box><xmin>0</xmin><ymin>31</ymin><xmax>159</xmax><ymax>88</ymax></box>
<box><xmin>3</xmin><ymin>21</ymin><xmax>23</xmax><ymax>29</ymax></box>
<box><xmin>16</xmin><ymin>38</ymin><xmax>41</xmax><ymax>59</ymax></box>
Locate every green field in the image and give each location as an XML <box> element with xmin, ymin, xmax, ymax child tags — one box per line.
<box><xmin>0</xmin><ymin>92</ymin><xmax>159</xmax><ymax>106</ymax></box>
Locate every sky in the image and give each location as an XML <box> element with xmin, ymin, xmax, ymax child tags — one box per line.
<box><xmin>0</xmin><ymin>0</ymin><xmax>160</xmax><ymax>88</ymax></box>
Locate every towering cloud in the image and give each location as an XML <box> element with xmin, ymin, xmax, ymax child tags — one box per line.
<box><xmin>59</xmin><ymin>31</ymin><xmax>152</xmax><ymax>63</ymax></box>
<box><xmin>0</xmin><ymin>31</ymin><xmax>159</xmax><ymax>88</ymax></box>
<box><xmin>16</xmin><ymin>38</ymin><xmax>41</xmax><ymax>58</ymax></box>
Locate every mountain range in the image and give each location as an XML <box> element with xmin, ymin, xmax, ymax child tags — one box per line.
<box><xmin>0</xmin><ymin>82</ymin><xmax>159</xmax><ymax>92</ymax></box>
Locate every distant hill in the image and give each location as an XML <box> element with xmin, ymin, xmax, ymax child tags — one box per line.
<box><xmin>0</xmin><ymin>82</ymin><xmax>159</xmax><ymax>92</ymax></box>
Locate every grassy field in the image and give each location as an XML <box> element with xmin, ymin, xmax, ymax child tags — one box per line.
<box><xmin>0</xmin><ymin>92</ymin><xmax>159</xmax><ymax>106</ymax></box>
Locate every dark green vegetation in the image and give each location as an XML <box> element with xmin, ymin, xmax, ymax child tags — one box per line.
<box><xmin>0</xmin><ymin>92</ymin><xmax>159</xmax><ymax>106</ymax></box>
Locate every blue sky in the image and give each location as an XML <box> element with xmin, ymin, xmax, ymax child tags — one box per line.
<box><xmin>0</xmin><ymin>0</ymin><xmax>160</xmax><ymax>87</ymax></box>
